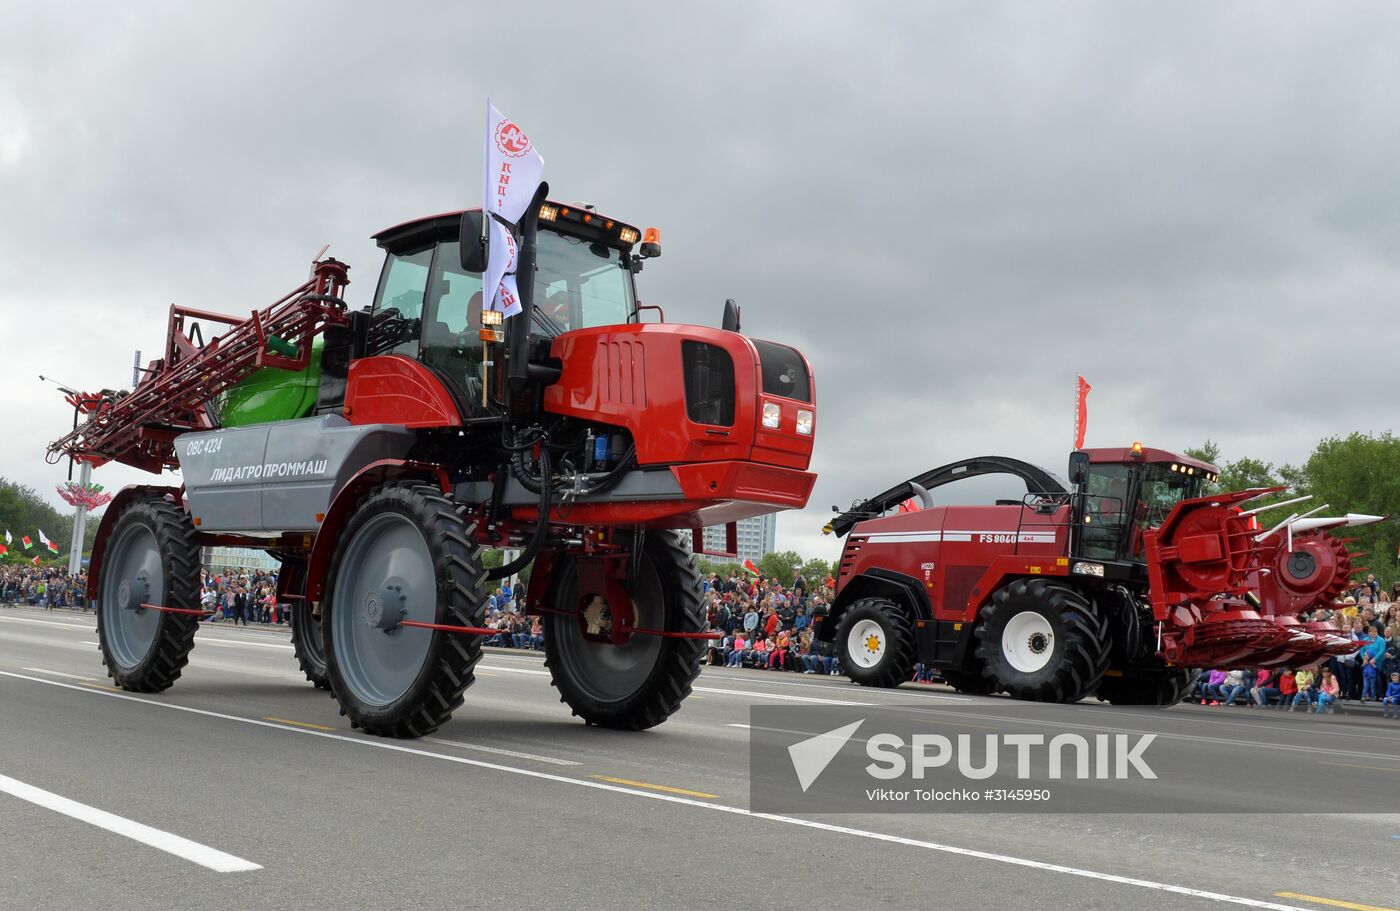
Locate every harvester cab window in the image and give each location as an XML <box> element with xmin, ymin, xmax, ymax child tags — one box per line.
<box><xmin>420</xmin><ymin>240</ymin><xmax>488</xmax><ymax>414</ymax></box>
<box><xmin>534</xmin><ymin>230</ymin><xmax>634</xmax><ymax>333</ymax></box>
<box><xmin>371</xmin><ymin>244</ymin><xmax>433</xmax><ymax>357</ymax></box>
<box><xmin>1135</xmin><ymin>464</ymin><xmax>1201</xmax><ymax>533</ymax></box>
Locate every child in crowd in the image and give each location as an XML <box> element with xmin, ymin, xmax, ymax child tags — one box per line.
<box><xmin>1290</xmin><ymin>667</ymin><xmax>1316</xmax><ymax>711</ymax></box>
<box><xmin>1314</xmin><ymin>667</ymin><xmax>1339</xmax><ymax>713</ymax></box>
<box><xmin>1361</xmin><ymin>652</ymin><xmax>1380</xmax><ymax>701</ymax></box>
<box><xmin>1383</xmin><ymin>672</ymin><xmax>1400</xmax><ymax>719</ymax></box>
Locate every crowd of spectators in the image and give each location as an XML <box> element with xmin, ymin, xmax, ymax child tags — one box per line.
<box><xmin>0</xmin><ymin>565</ymin><xmax>88</xmax><ymax>609</ymax></box>
<box><xmin>701</xmin><ymin>570</ymin><xmax>845</xmax><ymax>675</ymax></box>
<box><xmin>1189</xmin><ymin>583</ymin><xmax>1400</xmax><ymax>716</ymax></box>
<box><xmin>200</xmin><ymin>568</ymin><xmax>284</xmax><ymax>624</ymax></box>
<box><xmin>480</xmin><ymin>583</ymin><xmax>544</xmax><ymax>650</ymax></box>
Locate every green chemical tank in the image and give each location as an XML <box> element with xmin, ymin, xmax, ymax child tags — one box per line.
<box><xmin>220</xmin><ymin>337</ymin><xmax>323</xmax><ymax>427</ymax></box>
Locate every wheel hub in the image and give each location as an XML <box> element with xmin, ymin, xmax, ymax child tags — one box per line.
<box><xmin>582</xmin><ymin>594</ymin><xmax>612</xmax><ymax>636</ymax></box>
<box><xmin>1001</xmin><ymin>610</ymin><xmax>1056</xmax><ymax>674</ymax></box>
<box><xmin>117</xmin><ymin>575</ymin><xmax>148</xmax><ymax>612</ymax></box>
<box><xmin>846</xmin><ymin>618</ymin><xmax>888</xmax><ymax>669</ymax></box>
<box><xmin>365</xmin><ymin>581</ymin><xmax>407</xmax><ymax>631</ymax></box>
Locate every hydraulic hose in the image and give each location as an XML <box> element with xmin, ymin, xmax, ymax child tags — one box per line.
<box><xmin>487</xmin><ymin>447</ymin><xmax>552</xmax><ymax>581</ymax></box>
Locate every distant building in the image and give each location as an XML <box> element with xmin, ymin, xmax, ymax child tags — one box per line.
<box><xmin>701</xmin><ymin>514</ymin><xmax>777</xmax><ymax>566</ymax></box>
<box><xmin>203</xmin><ymin>546</ymin><xmax>278</xmax><ymax>576</ymax></box>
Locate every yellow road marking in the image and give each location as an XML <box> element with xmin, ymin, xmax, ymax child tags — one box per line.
<box><xmin>592</xmin><ymin>776</ymin><xmax>719</xmax><ymax>799</ymax></box>
<box><xmin>1318</xmin><ymin>761</ymin><xmax>1400</xmax><ymax>774</ymax></box>
<box><xmin>263</xmin><ymin>716</ymin><xmax>336</xmax><ymax>732</ymax></box>
<box><xmin>1275</xmin><ymin>892</ymin><xmax>1400</xmax><ymax>911</ymax></box>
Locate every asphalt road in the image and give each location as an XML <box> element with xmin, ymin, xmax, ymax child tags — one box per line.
<box><xmin>2</xmin><ymin>604</ymin><xmax>1398</xmax><ymax>911</ymax></box>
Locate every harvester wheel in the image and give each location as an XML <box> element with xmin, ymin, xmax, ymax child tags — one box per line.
<box><xmin>95</xmin><ymin>496</ymin><xmax>201</xmax><ymax>692</ymax></box>
<box><xmin>974</xmin><ymin>579</ymin><xmax>1109</xmax><ymax>702</ymax></box>
<box><xmin>286</xmin><ymin>561</ymin><xmax>328</xmax><ymax>690</ymax></box>
<box><xmin>1094</xmin><ymin>669</ymin><xmax>1199</xmax><ymax>707</ymax></box>
<box><xmin>543</xmin><ymin>531</ymin><xmax>705</xmax><ymax>730</ymax></box>
<box><xmin>322</xmin><ymin>483</ymin><xmax>486</xmax><ymax>738</ymax></box>
<box><xmin>835</xmin><ymin>597</ymin><xmax>917</xmax><ymax>688</ymax></box>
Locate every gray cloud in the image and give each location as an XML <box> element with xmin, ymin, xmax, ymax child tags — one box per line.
<box><xmin>3</xmin><ymin>2</ymin><xmax>1399</xmax><ymax>562</ymax></box>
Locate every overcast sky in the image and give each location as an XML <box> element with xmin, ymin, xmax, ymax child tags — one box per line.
<box><xmin>3</xmin><ymin>2</ymin><xmax>1399</xmax><ymax>561</ymax></box>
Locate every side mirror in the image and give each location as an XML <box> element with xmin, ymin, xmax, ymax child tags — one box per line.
<box><xmin>459</xmin><ymin>211</ymin><xmax>488</xmax><ymax>273</ymax></box>
<box><xmin>721</xmin><ymin>299</ymin><xmax>741</xmax><ymax>332</ymax></box>
<box><xmin>1068</xmin><ymin>450</ymin><xmax>1090</xmax><ymax>486</ymax></box>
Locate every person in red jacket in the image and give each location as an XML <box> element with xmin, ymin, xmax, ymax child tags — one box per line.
<box><xmin>1274</xmin><ymin>669</ymin><xmax>1297</xmax><ymax>710</ymax></box>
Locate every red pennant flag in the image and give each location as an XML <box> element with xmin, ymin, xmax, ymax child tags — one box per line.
<box><xmin>30</xmin><ymin>555</ymin><xmax>41</xmax><ymax>566</ymax></box>
<box><xmin>742</xmin><ymin>559</ymin><xmax>761</xmax><ymax>577</ymax></box>
<box><xmin>1073</xmin><ymin>375</ymin><xmax>1092</xmax><ymax>450</ymax></box>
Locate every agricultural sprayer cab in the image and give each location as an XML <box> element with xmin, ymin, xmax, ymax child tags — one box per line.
<box><xmin>818</xmin><ymin>446</ymin><xmax>1373</xmax><ymax>706</ymax></box>
<box><xmin>48</xmin><ymin>200</ymin><xmax>816</xmax><ymax>738</ymax></box>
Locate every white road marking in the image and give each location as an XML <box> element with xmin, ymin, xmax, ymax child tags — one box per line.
<box><xmin>479</xmin><ymin>663</ymin><xmax>550</xmax><ymax>676</ymax></box>
<box><xmin>698</xmin><ymin>668</ymin><xmax>970</xmax><ymax>700</ymax></box>
<box><xmin>480</xmin><ymin>664</ymin><xmax>872</xmax><ymax>705</ymax></box>
<box><xmin>692</xmin><ymin>685</ymin><xmax>874</xmax><ymax>706</ymax></box>
<box><xmin>422</xmin><ymin>738</ymin><xmax>580</xmax><ymax>766</ymax></box>
<box><xmin>0</xmin><ymin>616</ymin><xmax>95</xmax><ymax>631</ymax></box>
<box><xmin>0</xmin><ymin>670</ymin><xmax>1314</xmax><ymax>911</ymax></box>
<box><xmin>727</xmin><ymin>723</ymin><xmax>751</xmax><ymax>729</ymax></box>
<box><xmin>0</xmin><ymin>771</ymin><xmax>260</xmax><ymax>873</ymax></box>
<box><xmin>195</xmin><ymin>639</ymin><xmax>295</xmax><ymax>652</ymax></box>
<box><xmin>20</xmin><ymin>667</ymin><xmax>97</xmax><ymax>682</ymax></box>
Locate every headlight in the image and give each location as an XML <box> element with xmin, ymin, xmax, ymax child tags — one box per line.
<box><xmin>762</xmin><ymin>402</ymin><xmax>781</xmax><ymax>429</ymax></box>
<box><xmin>796</xmin><ymin>409</ymin><xmax>814</xmax><ymax>435</ymax></box>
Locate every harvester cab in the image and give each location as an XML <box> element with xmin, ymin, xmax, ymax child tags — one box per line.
<box><xmin>1070</xmin><ymin>444</ymin><xmax>1219</xmax><ymax>566</ymax></box>
<box><xmin>820</xmin><ymin>444</ymin><xmax>1367</xmax><ymax>708</ymax></box>
<box><xmin>47</xmin><ymin>192</ymin><xmax>817</xmax><ymax>739</ymax></box>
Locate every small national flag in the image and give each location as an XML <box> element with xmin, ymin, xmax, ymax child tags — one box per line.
<box><xmin>3</xmin><ymin>529</ymin><xmax>11</xmax><ymax>547</ymax></box>
<box><xmin>39</xmin><ymin>529</ymin><xmax>58</xmax><ymax>554</ymax></box>
<box><xmin>21</xmin><ymin>534</ymin><xmax>32</xmax><ymax>550</ymax></box>
<box><xmin>742</xmin><ymin>559</ymin><xmax>761</xmax><ymax>577</ymax></box>
<box><xmin>0</xmin><ymin>543</ymin><xmax>7</xmax><ymax>556</ymax></box>
<box><xmin>30</xmin><ymin>555</ymin><xmax>40</xmax><ymax>566</ymax></box>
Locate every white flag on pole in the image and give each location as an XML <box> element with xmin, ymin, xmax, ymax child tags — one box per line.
<box><xmin>482</xmin><ymin>99</ymin><xmax>545</xmax><ymax>317</ymax></box>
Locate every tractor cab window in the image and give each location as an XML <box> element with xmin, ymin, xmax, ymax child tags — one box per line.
<box><xmin>532</xmin><ymin>230</ymin><xmax>634</xmax><ymax>334</ymax></box>
<box><xmin>421</xmin><ymin>241</ymin><xmax>488</xmax><ymax>412</ymax></box>
<box><xmin>370</xmin><ymin>244</ymin><xmax>433</xmax><ymax>356</ymax></box>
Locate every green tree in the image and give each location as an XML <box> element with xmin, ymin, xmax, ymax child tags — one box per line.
<box><xmin>757</xmin><ymin>550</ymin><xmax>803</xmax><ymax>584</ymax></box>
<box><xmin>798</xmin><ymin>557</ymin><xmax>834</xmax><ymax>586</ymax></box>
<box><xmin>1288</xmin><ymin>432</ymin><xmax>1400</xmax><ymax>587</ymax></box>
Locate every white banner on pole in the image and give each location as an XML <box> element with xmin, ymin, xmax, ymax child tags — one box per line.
<box><xmin>482</xmin><ymin>99</ymin><xmax>544</xmax><ymax>317</ymax></box>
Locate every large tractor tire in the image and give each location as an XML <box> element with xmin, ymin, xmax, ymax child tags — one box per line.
<box><xmin>322</xmin><ymin>483</ymin><xmax>486</xmax><ymax>738</ymax></box>
<box><xmin>543</xmin><ymin>531</ymin><xmax>705</xmax><ymax>730</ymax></box>
<box><xmin>1094</xmin><ymin>669</ymin><xmax>1199</xmax><ymax>707</ymax></box>
<box><xmin>95</xmin><ymin>496</ymin><xmax>202</xmax><ymax>692</ymax></box>
<box><xmin>835</xmin><ymin>597</ymin><xmax>917</xmax><ymax>688</ymax></box>
<box><xmin>291</xmin><ymin>600</ymin><xmax>329</xmax><ymax>689</ymax></box>
<box><xmin>974</xmin><ymin>579</ymin><xmax>1110</xmax><ymax>702</ymax></box>
<box><xmin>280</xmin><ymin>559</ymin><xmax>327</xmax><ymax>689</ymax></box>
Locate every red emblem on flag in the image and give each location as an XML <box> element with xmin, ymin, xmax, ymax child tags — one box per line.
<box><xmin>494</xmin><ymin>120</ymin><xmax>532</xmax><ymax>158</ymax></box>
